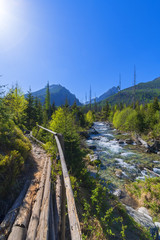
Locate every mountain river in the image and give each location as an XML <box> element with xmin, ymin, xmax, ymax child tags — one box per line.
<box><xmin>86</xmin><ymin>122</ymin><xmax>160</xmax><ymax>191</ymax></box>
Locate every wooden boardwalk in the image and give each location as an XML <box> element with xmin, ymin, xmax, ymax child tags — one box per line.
<box><xmin>0</xmin><ymin>126</ymin><xmax>82</xmax><ymax>240</ymax></box>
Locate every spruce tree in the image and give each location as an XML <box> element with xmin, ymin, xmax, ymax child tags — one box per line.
<box><xmin>44</xmin><ymin>82</ymin><xmax>51</xmax><ymax>122</ymax></box>
<box><xmin>25</xmin><ymin>88</ymin><xmax>35</xmax><ymax>129</ymax></box>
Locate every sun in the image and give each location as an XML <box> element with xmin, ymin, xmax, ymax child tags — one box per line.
<box><xmin>0</xmin><ymin>0</ymin><xmax>13</xmax><ymax>32</ymax></box>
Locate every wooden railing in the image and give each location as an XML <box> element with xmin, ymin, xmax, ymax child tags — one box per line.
<box><xmin>33</xmin><ymin>125</ymin><xmax>82</xmax><ymax>240</ymax></box>
<box><xmin>0</xmin><ymin>125</ymin><xmax>82</xmax><ymax>240</ymax></box>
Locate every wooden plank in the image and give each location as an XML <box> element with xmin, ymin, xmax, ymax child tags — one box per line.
<box><xmin>49</xmin><ymin>191</ymin><xmax>56</xmax><ymax>240</ymax></box>
<box><xmin>30</xmin><ymin>132</ymin><xmax>45</xmax><ymax>146</ymax></box>
<box><xmin>26</xmin><ymin>158</ymin><xmax>48</xmax><ymax>240</ymax></box>
<box><xmin>54</xmin><ymin>174</ymin><xmax>62</xmax><ymax>240</ymax></box>
<box><xmin>57</xmin><ymin>134</ymin><xmax>66</xmax><ymax>240</ymax></box>
<box><xmin>36</xmin><ymin>158</ymin><xmax>51</xmax><ymax>240</ymax></box>
<box><xmin>0</xmin><ymin>180</ymin><xmax>30</xmax><ymax>240</ymax></box>
<box><xmin>55</xmin><ymin>135</ymin><xmax>82</xmax><ymax>240</ymax></box>
<box><xmin>60</xmin><ymin>177</ymin><xmax>66</xmax><ymax>240</ymax></box>
<box><xmin>8</xmin><ymin>179</ymin><xmax>38</xmax><ymax>240</ymax></box>
<box><xmin>37</xmin><ymin>125</ymin><xmax>57</xmax><ymax>135</ymax></box>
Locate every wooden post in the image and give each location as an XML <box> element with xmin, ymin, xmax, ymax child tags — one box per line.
<box><xmin>57</xmin><ymin>134</ymin><xmax>66</xmax><ymax>240</ymax></box>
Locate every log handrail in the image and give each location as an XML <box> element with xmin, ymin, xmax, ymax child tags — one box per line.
<box><xmin>36</xmin><ymin>125</ymin><xmax>82</xmax><ymax>240</ymax></box>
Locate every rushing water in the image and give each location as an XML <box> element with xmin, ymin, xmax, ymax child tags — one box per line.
<box><xmin>86</xmin><ymin>122</ymin><xmax>160</xmax><ymax>190</ymax></box>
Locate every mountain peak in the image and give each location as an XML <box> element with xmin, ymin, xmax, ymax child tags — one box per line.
<box><xmin>26</xmin><ymin>84</ymin><xmax>82</xmax><ymax>106</ymax></box>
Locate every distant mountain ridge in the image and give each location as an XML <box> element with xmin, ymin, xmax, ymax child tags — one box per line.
<box><xmin>87</xmin><ymin>86</ymin><xmax>118</xmax><ymax>104</ymax></box>
<box><xmin>101</xmin><ymin>77</ymin><xmax>160</xmax><ymax>106</ymax></box>
<box><xmin>26</xmin><ymin>84</ymin><xmax>82</xmax><ymax>106</ymax></box>
<box><xmin>97</xmin><ymin>86</ymin><xmax>118</xmax><ymax>102</ymax></box>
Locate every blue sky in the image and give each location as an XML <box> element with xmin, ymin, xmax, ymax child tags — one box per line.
<box><xmin>0</xmin><ymin>0</ymin><xmax>160</xmax><ymax>102</ymax></box>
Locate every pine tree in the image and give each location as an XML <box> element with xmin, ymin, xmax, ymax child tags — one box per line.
<box><xmin>25</xmin><ymin>88</ymin><xmax>35</xmax><ymax>129</ymax></box>
<box><xmin>44</xmin><ymin>82</ymin><xmax>51</xmax><ymax>122</ymax></box>
<box><xmin>34</xmin><ymin>96</ymin><xmax>43</xmax><ymax>124</ymax></box>
<box><xmin>152</xmin><ymin>97</ymin><xmax>159</xmax><ymax>112</ymax></box>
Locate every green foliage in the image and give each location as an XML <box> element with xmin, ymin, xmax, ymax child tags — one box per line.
<box><xmin>44</xmin><ymin>141</ymin><xmax>56</xmax><ymax>157</ymax></box>
<box><xmin>99</xmin><ymin>77</ymin><xmax>160</xmax><ymax>107</ymax></box>
<box><xmin>111</xmin><ymin>98</ymin><xmax>160</xmax><ymax>135</ymax></box>
<box><xmin>101</xmin><ymin>101</ymin><xmax>111</xmax><ymax>121</ymax></box>
<box><xmin>49</xmin><ymin>107</ymin><xmax>84</xmax><ymax>175</ymax></box>
<box><xmin>113</xmin><ymin>107</ymin><xmax>138</xmax><ymax>131</ymax></box>
<box><xmin>127</xmin><ymin>177</ymin><xmax>160</xmax><ymax>218</ymax></box>
<box><xmin>44</xmin><ymin>82</ymin><xmax>51</xmax><ymax>122</ymax></box>
<box><xmin>0</xmin><ymin>114</ymin><xmax>31</xmax><ymax>198</ymax></box>
<box><xmin>4</xmin><ymin>86</ymin><xmax>27</xmax><ymax>128</ymax></box>
<box><xmin>85</xmin><ymin>110</ymin><xmax>95</xmax><ymax>127</ymax></box>
<box><xmin>25</xmin><ymin>88</ymin><xmax>36</xmax><ymax>130</ymax></box>
<box><xmin>71</xmin><ymin>102</ymin><xmax>85</xmax><ymax>128</ymax></box>
<box><xmin>0</xmin><ymin>150</ymin><xmax>24</xmax><ymax>197</ymax></box>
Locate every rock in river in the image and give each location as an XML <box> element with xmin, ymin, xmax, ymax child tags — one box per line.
<box><xmin>113</xmin><ymin>189</ymin><xmax>122</xmax><ymax>197</ymax></box>
<box><xmin>89</xmin><ymin>145</ymin><xmax>96</xmax><ymax>150</ymax></box>
<box><xmin>125</xmin><ymin>205</ymin><xmax>159</xmax><ymax>239</ymax></box>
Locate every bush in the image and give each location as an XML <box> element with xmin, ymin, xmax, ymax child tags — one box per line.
<box><xmin>0</xmin><ymin>151</ymin><xmax>24</xmax><ymax>197</ymax></box>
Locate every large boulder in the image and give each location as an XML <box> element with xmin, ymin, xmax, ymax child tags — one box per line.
<box><xmin>125</xmin><ymin>205</ymin><xmax>159</xmax><ymax>239</ymax></box>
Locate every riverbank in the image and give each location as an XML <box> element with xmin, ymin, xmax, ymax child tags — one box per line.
<box><xmin>85</xmin><ymin>122</ymin><xmax>160</xmax><ymax>239</ymax></box>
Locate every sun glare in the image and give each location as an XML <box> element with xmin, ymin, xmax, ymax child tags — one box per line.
<box><xmin>0</xmin><ymin>0</ymin><xmax>30</xmax><ymax>51</ymax></box>
<box><xmin>0</xmin><ymin>0</ymin><xmax>17</xmax><ymax>37</ymax></box>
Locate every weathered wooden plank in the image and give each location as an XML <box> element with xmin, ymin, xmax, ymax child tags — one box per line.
<box><xmin>37</xmin><ymin>125</ymin><xmax>57</xmax><ymax>135</ymax></box>
<box><xmin>26</xmin><ymin>158</ymin><xmax>48</xmax><ymax>240</ymax></box>
<box><xmin>60</xmin><ymin>177</ymin><xmax>66</xmax><ymax>240</ymax></box>
<box><xmin>49</xmin><ymin>191</ymin><xmax>56</xmax><ymax>240</ymax></box>
<box><xmin>36</xmin><ymin>158</ymin><xmax>51</xmax><ymax>240</ymax></box>
<box><xmin>30</xmin><ymin>132</ymin><xmax>45</xmax><ymax>146</ymax></box>
<box><xmin>55</xmin><ymin>135</ymin><xmax>82</xmax><ymax>240</ymax></box>
<box><xmin>0</xmin><ymin>180</ymin><xmax>30</xmax><ymax>240</ymax></box>
<box><xmin>8</xmin><ymin>179</ymin><xmax>38</xmax><ymax>240</ymax></box>
<box><xmin>57</xmin><ymin>134</ymin><xmax>66</xmax><ymax>240</ymax></box>
<box><xmin>54</xmin><ymin>174</ymin><xmax>62</xmax><ymax>240</ymax></box>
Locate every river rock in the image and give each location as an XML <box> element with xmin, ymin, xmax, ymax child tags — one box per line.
<box><xmin>89</xmin><ymin>145</ymin><xmax>96</xmax><ymax>150</ymax></box>
<box><xmin>115</xmin><ymin>169</ymin><xmax>123</xmax><ymax>178</ymax></box>
<box><xmin>125</xmin><ymin>205</ymin><xmax>158</xmax><ymax>239</ymax></box>
<box><xmin>91</xmin><ymin>137</ymin><xmax>101</xmax><ymax>140</ymax></box>
<box><xmin>88</xmin><ymin>154</ymin><xmax>99</xmax><ymax>162</ymax></box>
<box><xmin>125</xmin><ymin>139</ymin><xmax>134</xmax><ymax>144</ymax></box>
<box><xmin>89</xmin><ymin>128</ymin><xmax>99</xmax><ymax>135</ymax></box>
<box><xmin>113</xmin><ymin>189</ymin><xmax>122</xmax><ymax>197</ymax></box>
<box><xmin>138</xmin><ymin>207</ymin><xmax>151</xmax><ymax>218</ymax></box>
<box><xmin>155</xmin><ymin>222</ymin><xmax>160</xmax><ymax>229</ymax></box>
<box><xmin>153</xmin><ymin>168</ymin><xmax>160</xmax><ymax>174</ymax></box>
<box><xmin>118</xmin><ymin>140</ymin><xmax>125</xmax><ymax>145</ymax></box>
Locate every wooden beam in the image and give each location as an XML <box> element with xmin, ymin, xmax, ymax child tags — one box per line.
<box><xmin>0</xmin><ymin>180</ymin><xmax>30</xmax><ymax>240</ymax></box>
<box><xmin>26</xmin><ymin>158</ymin><xmax>48</xmax><ymax>240</ymax></box>
<box><xmin>55</xmin><ymin>135</ymin><xmax>82</xmax><ymax>240</ymax></box>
